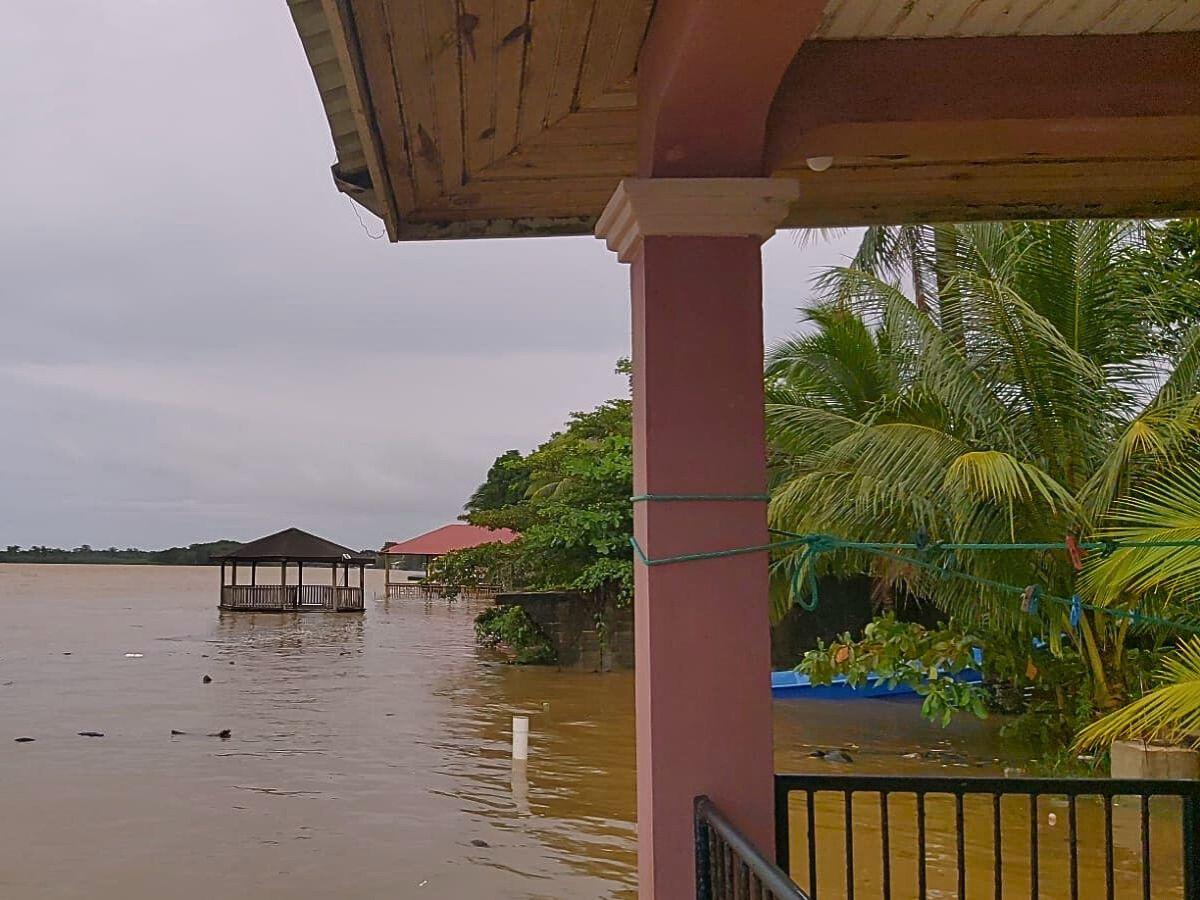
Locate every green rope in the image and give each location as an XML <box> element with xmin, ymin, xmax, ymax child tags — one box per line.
<box><xmin>631</xmin><ymin>493</ymin><xmax>771</xmax><ymax>502</ymax></box>
<box><xmin>627</xmin><ymin>528</ymin><xmax>1200</xmax><ymax>635</ymax></box>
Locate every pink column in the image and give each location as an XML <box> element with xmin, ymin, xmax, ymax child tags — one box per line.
<box><xmin>598</xmin><ymin>179</ymin><xmax>798</xmax><ymax>898</ymax></box>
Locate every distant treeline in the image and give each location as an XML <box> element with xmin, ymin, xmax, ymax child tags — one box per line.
<box><xmin>0</xmin><ymin>541</ymin><xmax>242</xmax><ymax>565</ymax></box>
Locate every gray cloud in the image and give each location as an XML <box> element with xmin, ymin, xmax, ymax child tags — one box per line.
<box><xmin>0</xmin><ymin>1</ymin><xmax>861</xmax><ymax>549</ymax></box>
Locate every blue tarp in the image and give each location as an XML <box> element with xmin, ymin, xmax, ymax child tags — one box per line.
<box><xmin>770</xmin><ymin>667</ymin><xmax>983</xmax><ymax>700</ymax></box>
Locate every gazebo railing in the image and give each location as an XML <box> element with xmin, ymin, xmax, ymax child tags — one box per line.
<box><xmin>385</xmin><ymin>582</ymin><xmax>503</xmax><ymax>600</ymax></box>
<box><xmin>221</xmin><ymin>584</ymin><xmax>363</xmax><ymax>611</ymax></box>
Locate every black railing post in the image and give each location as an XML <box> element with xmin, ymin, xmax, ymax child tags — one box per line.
<box><xmin>1185</xmin><ymin>793</ymin><xmax>1200</xmax><ymax>900</ymax></box>
<box><xmin>695</xmin><ymin>796</ymin><xmax>713</xmax><ymax>900</ymax></box>
<box><xmin>775</xmin><ymin>777</ymin><xmax>792</xmax><ymax>874</ymax></box>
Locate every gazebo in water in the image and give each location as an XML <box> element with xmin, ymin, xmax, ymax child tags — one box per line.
<box><xmin>214</xmin><ymin>527</ymin><xmax>372</xmax><ymax>612</ymax></box>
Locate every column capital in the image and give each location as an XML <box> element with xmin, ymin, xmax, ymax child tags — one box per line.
<box><xmin>595</xmin><ymin>178</ymin><xmax>799</xmax><ymax>263</ymax></box>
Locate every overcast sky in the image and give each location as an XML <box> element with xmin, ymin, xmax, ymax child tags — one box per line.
<box><xmin>0</xmin><ymin>2</ymin><xmax>862</xmax><ymax>551</ymax></box>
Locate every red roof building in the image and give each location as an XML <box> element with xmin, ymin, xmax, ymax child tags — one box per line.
<box><xmin>381</xmin><ymin>524</ymin><xmax>518</xmax><ymax>598</ymax></box>
<box><xmin>382</xmin><ymin>524</ymin><xmax>518</xmax><ymax>557</ymax></box>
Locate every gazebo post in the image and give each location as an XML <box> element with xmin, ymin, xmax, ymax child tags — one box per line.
<box><xmin>358</xmin><ymin>563</ymin><xmax>364</xmax><ymax>594</ymax></box>
<box><xmin>231</xmin><ymin>562</ymin><xmax>237</xmax><ymax>586</ymax></box>
<box><xmin>220</xmin><ymin>561</ymin><xmax>226</xmax><ymax>587</ymax></box>
<box><xmin>251</xmin><ymin>561</ymin><xmax>256</xmax><ymax>586</ymax></box>
<box><xmin>595</xmin><ymin>6</ymin><xmax>821</xmax><ymax>896</ymax></box>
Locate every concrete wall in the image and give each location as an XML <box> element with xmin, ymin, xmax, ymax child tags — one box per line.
<box><xmin>497</xmin><ymin>577</ymin><xmax>940</xmax><ymax>671</ymax></box>
<box><xmin>496</xmin><ymin>592</ymin><xmax>635</xmax><ymax>671</ymax></box>
<box><xmin>1111</xmin><ymin>740</ymin><xmax>1200</xmax><ymax>779</ymax></box>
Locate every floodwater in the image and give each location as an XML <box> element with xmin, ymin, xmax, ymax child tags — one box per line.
<box><xmin>0</xmin><ymin>565</ymin><xmax>1184</xmax><ymax>898</ymax></box>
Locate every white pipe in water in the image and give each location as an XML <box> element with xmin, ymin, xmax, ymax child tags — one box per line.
<box><xmin>512</xmin><ymin>715</ymin><xmax>529</xmax><ymax>761</ymax></box>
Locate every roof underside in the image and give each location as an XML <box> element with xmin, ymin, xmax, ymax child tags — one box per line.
<box><xmin>217</xmin><ymin>527</ymin><xmax>371</xmax><ymax>562</ymax></box>
<box><xmin>287</xmin><ymin>0</ymin><xmax>1200</xmax><ymax>241</ymax></box>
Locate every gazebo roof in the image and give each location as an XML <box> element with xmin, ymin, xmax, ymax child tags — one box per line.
<box><xmin>285</xmin><ymin>0</ymin><xmax>1200</xmax><ymax>241</ymax></box>
<box><xmin>382</xmin><ymin>524</ymin><xmax>519</xmax><ymax>557</ymax></box>
<box><xmin>214</xmin><ymin>527</ymin><xmax>373</xmax><ymax>563</ymax></box>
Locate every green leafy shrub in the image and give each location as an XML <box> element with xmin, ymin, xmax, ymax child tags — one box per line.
<box><xmin>797</xmin><ymin>614</ymin><xmax>988</xmax><ymax>726</ymax></box>
<box><xmin>474</xmin><ymin>605</ymin><xmax>556</xmax><ymax>665</ymax></box>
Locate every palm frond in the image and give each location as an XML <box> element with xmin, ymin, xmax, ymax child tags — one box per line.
<box><xmin>1083</xmin><ymin>468</ymin><xmax>1200</xmax><ymax>603</ymax></box>
<box><xmin>1075</xmin><ymin>638</ymin><xmax>1200</xmax><ymax>749</ymax></box>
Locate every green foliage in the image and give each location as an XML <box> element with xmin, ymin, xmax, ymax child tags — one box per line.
<box><xmin>798</xmin><ymin>614</ymin><xmax>988</xmax><ymax>726</ymax></box>
<box><xmin>1073</xmin><ymin>464</ymin><xmax>1200</xmax><ymax>749</ymax></box>
<box><xmin>0</xmin><ymin>541</ymin><xmax>241</xmax><ymax>565</ymax></box>
<box><xmin>1075</xmin><ymin>636</ymin><xmax>1200</xmax><ymax>750</ymax></box>
<box><xmin>769</xmin><ymin>220</ymin><xmax>1200</xmax><ymax>730</ymax></box>
<box><xmin>474</xmin><ymin>605</ymin><xmax>556</xmax><ymax>665</ymax></box>
<box><xmin>464</xmin><ymin>450</ymin><xmax>532</xmax><ymax>515</ymax></box>
<box><xmin>430</xmin><ymin>368</ymin><xmax>633</xmax><ymax>604</ymax></box>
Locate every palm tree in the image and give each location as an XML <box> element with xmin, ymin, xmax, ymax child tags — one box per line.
<box><xmin>768</xmin><ymin>220</ymin><xmax>1200</xmax><ymax>711</ymax></box>
<box><xmin>1074</xmin><ymin>471</ymin><xmax>1200</xmax><ymax>748</ymax></box>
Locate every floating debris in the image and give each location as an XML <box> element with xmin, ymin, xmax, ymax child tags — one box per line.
<box><xmin>124</xmin><ymin>653</ymin><xmax>144</xmax><ymax>658</ymax></box>
<box><xmin>170</xmin><ymin>729</ymin><xmax>187</xmax><ymax>736</ymax></box>
<box><xmin>210</xmin><ymin>729</ymin><xmax>232</xmax><ymax>739</ymax></box>
<box><xmin>14</xmin><ymin>737</ymin><xmax>35</xmax><ymax>743</ymax></box>
<box><xmin>824</xmin><ymin>749</ymin><xmax>854</xmax><ymax>764</ymax></box>
<box><xmin>78</xmin><ymin>731</ymin><xmax>104</xmax><ymax>738</ymax></box>
<box><xmin>202</xmin><ymin>675</ymin><xmax>212</xmax><ymax>684</ymax></box>
<box><xmin>470</xmin><ymin>839</ymin><xmax>490</xmax><ymax>848</ymax></box>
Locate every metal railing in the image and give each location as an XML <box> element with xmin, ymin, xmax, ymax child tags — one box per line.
<box><xmin>696</xmin><ymin>795</ymin><xmax>811</xmax><ymax>900</ymax></box>
<box><xmin>775</xmin><ymin>773</ymin><xmax>1200</xmax><ymax>900</ymax></box>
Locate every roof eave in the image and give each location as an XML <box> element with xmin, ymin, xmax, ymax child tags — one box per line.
<box><xmin>288</xmin><ymin>0</ymin><xmax>400</xmax><ymax>240</ymax></box>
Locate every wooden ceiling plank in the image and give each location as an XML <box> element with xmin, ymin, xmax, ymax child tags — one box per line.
<box><xmin>858</xmin><ymin>0</ymin><xmax>916</xmax><ymax>38</ymax></box>
<box><xmin>381</xmin><ymin>0</ymin><xmax>445</xmax><ymax>203</ymax></box>
<box><xmin>1152</xmin><ymin>3</ymin><xmax>1200</xmax><ymax>32</ymax></box>
<box><xmin>577</xmin><ymin>0</ymin><xmax>629</xmax><ymax>105</ymax></box>
<box><xmin>546</xmin><ymin>0</ymin><xmax>595</xmax><ymax>124</ymax></box>
<box><xmin>314</xmin><ymin>0</ymin><xmax>407</xmax><ymax>236</ymax></box>
<box><xmin>344</xmin><ymin>0</ymin><xmax>417</xmax><ymax>213</ymax></box>
<box><xmin>823</xmin><ymin>0</ymin><xmax>879</xmax><ymax>38</ymax></box>
<box><xmin>920</xmin><ymin>0</ymin><xmax>985</xmax><ymax>36</ymax></box>
<box><xmin>1019</xmin><ymin>0</ymin><xmax>1105</xmax><ymax>34</ymax></box>
<box><xmin>517</xmin><ymin>0</ymin><xmax>565</xmax><ymax>142</ymax></box>
<box><xmin>606</xmin><ymin>0</ymin><xmax>652</xmax><ymax>91</ymax></box>
<box><xmin>527</xmin><ymin>107</ymin><xmax>635</xmax><ymax>145</ymax></box>
<box><xmin>462</xmin><ymin>0</ymin><xmax>498</xmax><ymax>174</ymax></box>
<box><xmin>473</xmin><ymin>141</ymin><xmax>636</xmax><ymax>179</ymax></box>
<box><xmin>423</xmin><ymin>0</ymin><xmax>466</xmax><ymax>193</ymax></box>
<box><xmin>491</xmin><ymin>0</ymin><xmax>529</xmax><ymax>161</ymax></box>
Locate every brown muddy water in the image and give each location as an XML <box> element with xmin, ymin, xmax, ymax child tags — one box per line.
<box><xmin>0</xmin><ymin>565</ymin><xmax>1184</xmax><ymax>898</ymax></box>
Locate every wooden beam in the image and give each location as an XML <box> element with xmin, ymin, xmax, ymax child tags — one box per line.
<box><xmin>765</xmin><ymin>32</ymin><xmax>1200</xmax><ymax>170</ymax></box>
<box><xmin>778</xmin><ymin>156</ymin><xmax>1200</xmax><ymax>227</ymax></box>
<box><xmin>637</xmin><ymin>0</ymin><xmax>827</xmax><ymax>176</ymax></box>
